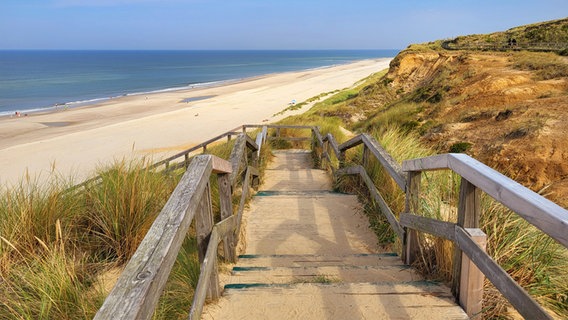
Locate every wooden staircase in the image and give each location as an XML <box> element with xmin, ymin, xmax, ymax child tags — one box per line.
<box><xmin>202</xmin><ymin>150</ymin><xmax>468</xmax><ymax>319</ymax></box>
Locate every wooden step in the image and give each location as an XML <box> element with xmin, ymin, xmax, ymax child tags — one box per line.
<box><xmin>227</xmin><ymin>264</ymin><xmax>420</xmax><ymax>284</ymax></box>
<box><xmin>236</xmin><ymin>253</ymin><xmax>404</xmax><ymax>268</ymax></box>
<box><xmin>203</xmin><ymin>282</ymin><xmax>468</xmax><ymax>320</ymax></box>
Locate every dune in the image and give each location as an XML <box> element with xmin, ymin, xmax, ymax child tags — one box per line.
<box><xmin>0</xmin><ymin>58</ymin><xmax>391</xmax><ymax>186</ymax></box>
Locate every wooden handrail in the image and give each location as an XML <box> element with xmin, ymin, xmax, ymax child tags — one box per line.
<box><xmin>94</xmin><ymin>155</ymin><xmax>231</xmax><ymax>320</ymax></box>
<box><xmin>320</xmin><ymin>131</ymin><xmax>566</xmax><ymax>318</ymax></box>
<box><xmin>96</xmin><ymin>128</ymin><xmax>262</xmax><ymax>319</ymax></box>
<box><xmin>402</xmin><ymin>153</ymin><xmax>568</xmax><ymax>248</ymax></box>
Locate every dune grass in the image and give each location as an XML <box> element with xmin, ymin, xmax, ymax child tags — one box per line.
<box><xmin>0</xmin><ymin>130</ymin><xmax>268</xmax><ymax>320</ymax></box>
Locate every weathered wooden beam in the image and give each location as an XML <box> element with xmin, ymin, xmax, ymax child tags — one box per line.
<box><xmin>404</xmin><ymin>171</ymin><xmax>421</xmax><ymax>266</ymax></box>
<box><xmin>324</xmin><ymin>133</ymin><xmax>341</xmax><ymax>160</ymax></box>
<box><xmin>94</xmin><ymin>155</ymin><xmax>214</xmax><ymax>320</ymax></box>
<box><xmin>235</xmin><ymin>166</ymin><xmax>253</xmax><ymax>236</ymax></box>
<box><xmin>361</xmin><ymin>134</ymin><xmax>406</xmax><ymax>191</ymax></box>
<box><xmin>195</xmin><ymin>183</ymin><xmax>219</xmax><ymax>300</ymax></box>
<box><xmin>459</xmin><ymin>228</ymin><xmax>486</xmax><ymax>319</ymax></box>
<box><xmin>217</xmin><ymin>173</ymin><xmax>235</xmax><ymax>262</ymax></box>
<box><xmin>399</xmin><ymin>213</ymin><xmax>456</xmax><ymax>241</ymax></box>
<box><xmin>189</xmin><ymin>228</ymin><xmax>220</xmax><ymax>320</ymax></box>
<box><xmin>453</xmin><ymin>178</ymin><xmax>481</xmax><ymax>298</ymax></box>
<box><xmin>402</xmin><ymin>154</ymin><xmax>450</xmax><ymax>172</ymax></box>
<box><xmin>448</xmin><ymin>154</ymin><xmax>568</xmax><ymax>248</ymax></box>
<box><xmin>210</xmin><ymin>155</ymin><xmax>232</xmax><ymax>174</ymax></box>
<box><xmin>338</xmin><ymin>134</ymin><xmax>364</xmax><ymax>151</ymax></box>
<box><xmin>244</xmin><ymin>134</ymin><xmax>259</xmax><ymax>152</ymax></box>
<box><xmin>228</xmin><ymin>134</ymin><xmax>247</xmax><ymax>187</ymax></box>
<box><xmin>455</xmin><ymin>227</ymin><xmax>553</xmax><ymax>320</ymax></box>
<box><xmin>355</xmin><ymin>166</ymin><xmax>404</xmax><ymax>239</ymax></box>
<box><xmin>403</xmin><ymin>153</ymin><xmax>568</xmax><ymax>249</ymax></box>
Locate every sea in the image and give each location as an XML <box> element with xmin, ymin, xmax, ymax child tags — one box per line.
<box><xmin>0</xmin><ymin>50</ymin><xmax>398</xmax><ymax>116</ymax></box>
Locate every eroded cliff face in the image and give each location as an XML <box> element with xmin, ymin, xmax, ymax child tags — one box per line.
<box><xmin>381</xmin><ymin>49</ymin><xmax>568</xmax><ymax>206</ymax></box>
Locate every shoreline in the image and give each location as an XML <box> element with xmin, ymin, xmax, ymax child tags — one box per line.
<box><xmin>1</xmin><ymin>51</ymin><xmax>397</xmax><ymax>118</ymax></box>
<box><xmin>0</xmin><ymin>58</ymin><xmax>392</xmax><ymax>187</ymax></box>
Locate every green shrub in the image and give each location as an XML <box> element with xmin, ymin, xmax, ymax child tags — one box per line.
<box><xmin>449</xmin><ymin>142</ymin><xmax>472</xmax><ymax>153</ymax></box>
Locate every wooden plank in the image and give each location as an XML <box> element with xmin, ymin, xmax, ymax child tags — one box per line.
<box><xmin>325</xmin><ymin>133</ymin><xmax>341</xmax><ymax>160</ymax></box>
<box><xmin>188</xmin><ymin>215</ymin><xmax>239</xmax><ymax>320</ymax></box>
<box><xmin>338</xmin><ymin>134</ymin><xmax>364</xmax><ymax>151</ymax></box>
<box><xmin>255</xmin><ymin>132</ymin><xmax>263</xmax><ymax>158</ymax></box>
<box><xmin>217</xmin><ymin>173</ymin><xmax>235</xmax><ymax>262</ymax></box>
<box><xmin>195</xmin><ymin>183</ymin><xmax>219</xmax><ymax>300</ymax></box>
<box><xmin>399</xmin><ymin>213</ymin><xmax>456</xmax><ymax>241</ymax></box>
<box><xmin>228</xmin><ymin>134</ymin><xmax>247</xmax><ymax>187</ymax></box>
<box><xmin>459</xmin><ymin>228</ymin><xmax>486</xmax><ymax>318</ymax></box>
<box><xmin>402</xmin><ymin>154</ymin><xmax>450</xmax><ymax>172</ymax></box>
<box><xmin>245</xmin><ymin>134</ymin><xmax>259</xmax><ymax>152</ymax></box>
<box><xmin>210</xmin><ymin>155</ymin><xmax>232</xmax><ymax>174</ymax></box>
<box><xmin>261</xmin><ymin>126</ymin><xmax>268</xmax><ymax>144</ymax></box>
<box><xmin>447</xmin><ymin>154</ymin><xmax>568</xmax><ymax>248</ymax></box>
<box><xmin>453</xmin><ymin>178</ymin><xmax>481</xmax><ymax>298</ymax></box>
<box><xmin>94</xmin><ymin>155</ymin><xmax>214</xmax><ymax>320</ymax></box>
<box><xmin>188</xmin><ymin>228</ymin><xmax>220</xmax><ymax>320</ymax></box>
<box><xmin>404</xmin><ymin>171</ymin><xmax>421</xmax><ymax>265</ymax></box>
<box><xmin>362</xmin><ymin>145</ymin><xmax>370</xmax><ymax>169</ymax></box>
<box><xmin>403</xmin><ymin>153</ymin><xmax>568</xmax><ymax>248</ymax></box>
<box><xmin>235</xmin><ymin>166</ymin><xmax>253</xmax><ymax>239</ymax></box>
<box><xmin>455</xmin><ymin>227</ymin><xmax>553</xmax><ymax>320</ymax></box>
<box><xmin>357</xmin><ymin>166</ymin><xmax>404</xmax><ymax>239</ymax></box>
<box><xmin>311</xmin><ymin>127</ymin><xmax>324</xmax><ymax>148</ymax></box>
<box><xmin>361</xmin><ymin>134</ymin><xmax>406</xmax><ymax>191</ymax></box>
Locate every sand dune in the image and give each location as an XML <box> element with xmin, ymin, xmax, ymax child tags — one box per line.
<box><xmin>0</xmin><ymin>58</ymin><xmax>391</xmax><ymax>186</ymax></box>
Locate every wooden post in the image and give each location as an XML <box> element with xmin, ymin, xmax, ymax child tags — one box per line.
<box><xmin>195</xmin><ymin>183</ymin><xmax>220</xmax><ymax>299</ymax></box>
<box><xmin>459</xmin><ymin>228</ymin><xmax>486</xmax><ymax>318</ymax></box>
<box><xmin>403</xmin><ymin>171</ymin><xmax>421</xmax><ymax>265</ymax></box>
<box><xmin>227</xmin><ymin>134</ymin><xmax>232</xmax><ymax>141</ymax></box>
<box><xmin>217</xmin><ymin>173</ymin><xmax>235</xmax><ymax>262</ymax></box>
<box><xmin>362</xmin><ymin>145</ymin><xmax>370</xmax><ymax>169</ymax></box>
<box><xmin>339</xmin><ymin>150</ymin><xmax>346</xmax><ymax>169</ymax></box>
<box><xmin>184</xmin><ymin>154</ymin><xmax>189</xmax><ymax>168</ymax></box>
<box><xmin>323</xmin><ymin>140</ymin><xmax>329</xmax><ymax>169</ymax></box>
<box><xmin>452</xmin><ymin>178</ymin><xmax>481</xmax><ymax>299</ymax></box>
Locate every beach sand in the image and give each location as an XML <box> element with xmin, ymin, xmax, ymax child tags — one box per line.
<box><xmin>0</xmin><ymin>58</ymin><xmax>391</xmax><ymax>186</ymax></box>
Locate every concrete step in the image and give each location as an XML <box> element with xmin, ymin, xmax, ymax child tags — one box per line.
<box><xmin>203</xmin><ymin>282</ymin><xmax>468</xmax><ymax>320</ymax></box>
<box><xmin>227</xmin><ymin>264</ymin><xmax>420</xmax><ymax>284</ymax></box>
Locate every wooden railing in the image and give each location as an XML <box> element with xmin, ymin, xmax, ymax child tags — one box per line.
<box><xmin>313</xmin><ymin>129</ymin><xmax>568</xmax><ymax>319</ymax></box>
<box><xmin>94</xmin><ymin>124</ymin><xmax>568</xmax><ymax>319</ymax></box>
<box><xmin>94</xmin><ymin>131</ymin><xmax>262</xmax><ymax>320</ymax></box>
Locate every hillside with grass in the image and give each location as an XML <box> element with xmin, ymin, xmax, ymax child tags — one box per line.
<box><xmin>444</xmin><ymin>17</ymin><xmax>568</xmax><ymax>53</ymax></box>
<box><xmin>328</xmin><ymin>19</ymin><xmax>568</xmax><ymax>209</ymax></box>
<box><xmin>276</xmin><ymin>17</ymin><xmax>568</xmax><ymax>318</ymax></box>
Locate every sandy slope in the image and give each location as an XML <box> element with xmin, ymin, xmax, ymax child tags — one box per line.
<box><xmin>0</xmin><ymin>59</ymin><xmax>391</xmax><ymax>186</ymax></box>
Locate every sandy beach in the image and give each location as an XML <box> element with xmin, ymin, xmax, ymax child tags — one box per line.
<box><xmin>0</xmin><ymin>58</ymin><xmax>391</xmax><ymax>186</ymax></box>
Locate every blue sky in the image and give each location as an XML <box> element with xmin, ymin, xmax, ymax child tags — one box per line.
<box><xmin>1</xmin><ymin>0</ymin><xmax>566</xmax><ymax>50</ymax></box>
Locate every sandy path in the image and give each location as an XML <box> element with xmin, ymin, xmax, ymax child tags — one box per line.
<box><xmin>202</xmin><ymin>150</ymin><xmax>468</xmax><ymax>319</ymax></box>
<box><xmin>0</xmin><ymin>59</ymin><xmax>391</xmax><ymax>186</ymax></box>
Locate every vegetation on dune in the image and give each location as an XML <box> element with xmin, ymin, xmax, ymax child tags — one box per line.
<box><xmin>0</xmin><ymin>135</ymin><xmax>268</xmax><ymax>319</ymax></box>
<box><xmin>272</xmin><ymin>47</ymin><xmax>568</xmax><ymax>317</ymax></box>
